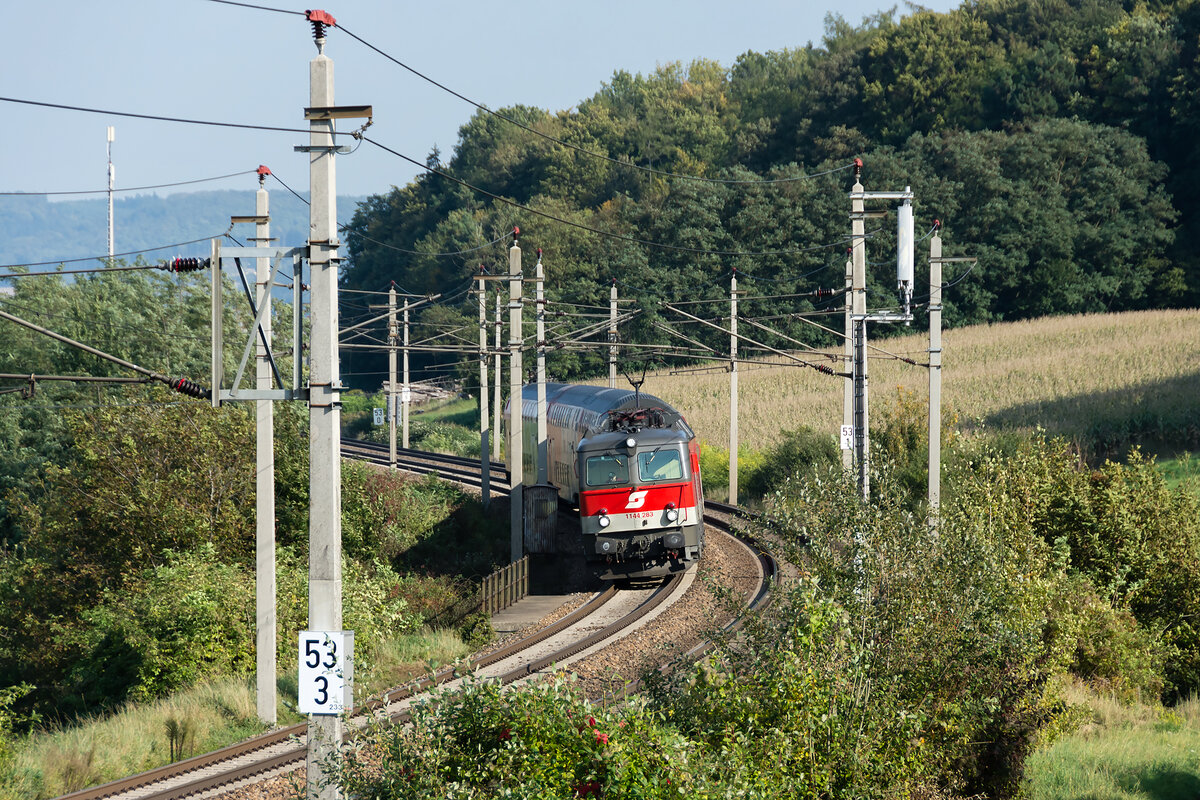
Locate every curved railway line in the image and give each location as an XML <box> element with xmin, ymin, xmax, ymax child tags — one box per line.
<box><xmin>56</xmin><ymin>443</ymin><xmax>775</xmax><ymax>800</ymax></box>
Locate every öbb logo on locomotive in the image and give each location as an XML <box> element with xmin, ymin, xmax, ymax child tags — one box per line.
<box><xmin>506</xmin><ymin>383</ymin><xmax>705</xmax><ymax>581</ymax></box>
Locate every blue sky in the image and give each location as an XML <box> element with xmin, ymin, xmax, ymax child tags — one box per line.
<box><xmin>2</xmin><ymin>0</ymin><xmax>960</xmax><ymax>201</ymax></box>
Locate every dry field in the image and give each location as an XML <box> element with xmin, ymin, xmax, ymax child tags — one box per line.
<box><xmin>592</xmin><ymin>309</ymin><xmax>1200</xmax><ymax>455</ymax></box>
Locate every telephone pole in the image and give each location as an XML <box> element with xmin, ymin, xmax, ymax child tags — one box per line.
<box><xmin>842</xmin><ymin>248</ymin><xmax>854</xmax><ymax>472</ymax></box>
<box><xmin>402</xmin><ymin>299</ymin><xmax>411</xmax><ymax>448</ymax></box>
<box><xmin>846</xmin><ymin>160</ymin><xmax>914</xmax><ymax>500</ymax></box>
<box><xmin>729</xmin><ymin>270</ymin><xmax>739</xmax><ymax>506</ymax></box>
<box><xmin>928</xmin><ymin>233</ymin><xmax>942</xmax><ymax>518</ymax></box>
<box><xmin>493</xmin><ymin>293</ymin><xmax>502</xmax><ymax>461</ymax></box>
<box><xmin>302</xmin><ymin>14</ymin><xmax>353</xmax><ymax>799</ymax></box>
<box><xmin>608</xmin><ymin>281</ymin><xmax>618</xmax><ymax>389</ymax></box>
<box><xmin>508</xmin><ymin>234</ymin><xmax>524</xmax><ymax>562</ymax></box>
<box><xmin>106</xmin><ymin>126</ymin><xmax>115</xmax><ymax>259</ymax></box>
<box><xmin>535</xmin><ymin>249</ymin><xmax>548</xmax><ymax>485</ymax></box>
<box><xmin>253</xmin><ymin>174</ymin><xmax>276</xmax><ymax>726</ymax></box>
<box><xmin>388</xmin><ymin>287</ymin><xmax>398</xmax><ymax>468</ymax></box>
<box><xmin>850</xmin><ymin>160</ymin><xmax>869</xmax><ymax>498</ymax></box>
<box><xmin>478</xmin><ymin>273</ymin><xmax>491</xmax><ymax>506</ymax></box>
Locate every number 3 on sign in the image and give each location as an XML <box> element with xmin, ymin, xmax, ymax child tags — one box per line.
<box><xmin>298</xmin><ymin>631</ymin><xmax>354</xmax><ymax>715</ymax></box>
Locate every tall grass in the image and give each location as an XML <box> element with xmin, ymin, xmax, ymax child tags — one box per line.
<box><xmin>594</xmin><ymin>309</ymin><xmax>1200</xmax><ymax>457</ymax></box>
<box><xmin>1027</xmin><ymin>683</ymin><xmax>1200</xmax><ymax>800</ymax></box>
<box><xmin>2</xmin><ymin>629</ymin><xmax>471</xmax><ymax>800</ymax></box>
<box><xmin>6</xmin><ymin>678</ymin><xmax>265</xmax><ymax>799</ymax></box>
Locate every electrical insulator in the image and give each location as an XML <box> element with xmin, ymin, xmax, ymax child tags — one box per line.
<box><xmin>163</xmin><ymin>257</ymin><xmax>206</xmax><ymax>273</ymax></box>
<box><xmin>306</xmin><ymin>9</ymin><xmax>336</xmax><ymax>40</ymax></box>
<box><xmin>814</xmin><ymin>363</ymin><xmax>835</xmax><ymax>376</ymax></box>
<box><xmin>171</xmin><ymin>377</ymin><xmax>209</xmax><ymax>399</ymax></box>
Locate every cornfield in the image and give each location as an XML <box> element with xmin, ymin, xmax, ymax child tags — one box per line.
<box><xmin>591</xmin><ymin>309</ymin><xmax>1200</xmax><ymax>455</ymax></box>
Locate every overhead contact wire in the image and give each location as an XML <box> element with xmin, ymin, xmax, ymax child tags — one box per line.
<box><xmin>1</xmin><ymin>169</ymin><xmax>259</xmax><ymax>197</ymax></box>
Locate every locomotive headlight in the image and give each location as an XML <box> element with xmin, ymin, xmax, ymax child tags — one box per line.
<box><xmin>625</xmin><ymin>436</ymin><xmax>637</xmax><ymax>449</ymax></box>
<box><xmin>598</xmin><ymin>509</ymin><xmax>611</xmax><ymax>529</ymax></box>
<box><xmin>665</xmin><ymin>503</ymin><xmax>679</xmax><ymax>523</ymax></box>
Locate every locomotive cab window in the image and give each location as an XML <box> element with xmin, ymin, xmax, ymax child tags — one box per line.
<box><xmin>637</xmin><ymin>448</ymin><xmax>683</xmax><ymax>482</ymax></box>
<box><xmin>586</xmin><ymin>454</ymin><xmax>629</xmax><ymax>485</ymax></box>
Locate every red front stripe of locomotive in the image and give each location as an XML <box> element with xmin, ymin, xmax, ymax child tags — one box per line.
<box><xmin>580</xmin><ymin>482</ymin><xmax>698</xmax><ymax>524</ymax></box>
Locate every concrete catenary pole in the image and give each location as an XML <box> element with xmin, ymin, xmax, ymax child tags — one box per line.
<box><xmin>608</xmin><ymin>281</ymin><xmax>618</xmax><ymax>389</ymax></box>
<box><xmin>850</xmin><ymin>160</ymin><xmax>870</xmax><ymax>499</ymax></box>
<box><xmin>402</xmin><ymin>300</ymin><xmax>411</xmax><ymax>448</ymax></box>
<box><xmin>729</xmin><ymin>270</ymin><xmax>739</xmax><ymax>506</ymax></box>
<box><xmin>388</xmin><ymin>287</ymin><xmax>398</xmax><ymax>468</ymax></box>
<box><xmin>306</xmin><ymin>26</ymin><xmax>344</xmax><ymax>800</ymax></box>
<box><xmin>478</xmin><ymin>274</ymin><xmax>491</xmax><ymax>506</ymax></box>
<box><xmin>842</xmin><ymin>249</ymin><xmax>854</xmax><ymax>471</ymax></box>
<box><xmin>493</xmin><ymin>292</ymin><xmax>502</xmax><ymax>461</ymax></box>
<box><xmin>928</xmin><ymin>231</ymin><xmax>943</xmax><ymax>518</ymax></box>
<box><xmin>508</xmin><ymin>235</ymin><xmax>524</xmax><ymax>562</ymax></box>
<box><xmin>535</xmin><ymin>250</ymin><xmax>548</xmax><ymax>485</ymax></box>
<box><xmin>254</xmin><ymin>176</ymin><xmax>276</xmax><ymax>726</ymax></box>
<box><xmin>106</xmin><ymin>126</ymin><xmax>115</xmax><ymax>259</ymax></box>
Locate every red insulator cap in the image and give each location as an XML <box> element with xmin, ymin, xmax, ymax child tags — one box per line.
<box><xmin>257</xmin><ymin>165</ymin><xmax>271</xmax><ymax>176</ymax></box>
<box><xmin>513</xmin><ymin>225</ymin><xmax>520</xmax><ymax>236</ymax></box>
<box><xmin>306</xmin><ymin>9</ymin><xmax>337</xmax><ymax>26</ymax></box>
<box><xmin>854</xmin><ymin>157</ymin><xmax>863</xmax><ymax>168</ymax></box>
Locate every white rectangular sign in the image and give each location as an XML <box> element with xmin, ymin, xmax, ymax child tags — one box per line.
<box><xmin>298</xmin><ymin>630</ymin><xmax>353</xmax><ymax>715</ymax></box>
<box><xmin>840</xmin><ymin>425</ymin><xmax>855</xmax><ymax>451</ymax></box>
<box><xmin>401</xmin><ymin>387</ymin><xmax>412</xmax><ymax>403</ymax></box>
<box><xmin>372</xmin><ymin>407</ymin><xmax>385</xmax><ymax>426</ymax></box>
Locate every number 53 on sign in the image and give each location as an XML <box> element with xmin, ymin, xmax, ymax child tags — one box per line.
<box><xmin>298</xmin><ymin>631</ymin><xmax>354</xmax><ymax>715</ymax></box>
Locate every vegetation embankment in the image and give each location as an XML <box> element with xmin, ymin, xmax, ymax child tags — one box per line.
<box><xmin>343</xmin><ymin>392</ymin><xmax>483</xmax><ymax>457</ymax></box>
<box><xmin>336</xmin><ymin>415</ymin><xmax>1200</xmax><ymax>798</ymax></box>
<box><xmin>0</xmin><ymin>272</ymin><xmax>508</xmax><ymax>798</ymax></box>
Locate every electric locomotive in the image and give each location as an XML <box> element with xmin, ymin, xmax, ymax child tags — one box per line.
<box><xmin>505</xmin><ymin>383</ymin><xmax>704</xmax><ymax>581</ymax></box>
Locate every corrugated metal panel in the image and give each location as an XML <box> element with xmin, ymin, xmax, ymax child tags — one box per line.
<box><xmin>523</xmin><ymin>483</ymin><xmax>559</xmax><ymax>554</ymax></box>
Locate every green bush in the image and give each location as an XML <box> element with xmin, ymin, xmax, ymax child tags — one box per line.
<box><xmin>456</xmin><ymin>612</ymin><xmax>494</xmax><ymax>649</ymax></box>
<box><xmin>341</xmin><ymin>462</ymin><xmax>462</xmax><ymax>562</ymax></box>
<box><xmin>338</xmin><ymin>675</ymin><xmax>690</xmax><ymax>799</ymax></box>
<box><xmin>1048</xmin><ymin>576</ymin><xmax>1168</xmax><ymax>701</ymax></box>
<box><xmin>53</xmin><ymin>545</ymin><xmax>255</xmax><ymax>714</ymax></box>
<box><xmin>0</xmin><ymin>685</ymin><xmax>35</xmax><ymax>766</ymax></box>
<box><xmin>729</xmin><ymin>463</ymin><xmax>1072</xmax><ymax>798</ymax></box>
<box><xmin>409</xmin><ymin>419</ymin><xmax>479</xmax><ymax>458</ymax></box>
<box><xmin>697</xmin><ymin>441</ymin><xmax>728</xmax><ymax>493</ymax></box>
<box><xmin>275</xmin><ymin>548</ymin><xmax>419</xmax><ymax>678</ymax></box>
<box><xmin>945</xmin><ymin>438</ymin><xmax>1200</xmax><ymax>698</ymax></box>
<box><xmin>742</xmin><ymin>427</ymin><xmax>838</xmax><ymax>500</ymax></box>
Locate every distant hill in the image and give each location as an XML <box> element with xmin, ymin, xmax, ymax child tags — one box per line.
<box><xmin>0</xmin><ymin>189</ymin><xmax>368</xmax><ymax>268</ymax></box>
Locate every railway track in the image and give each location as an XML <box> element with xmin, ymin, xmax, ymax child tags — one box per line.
<box><xmin>340</xmin><ymin>438</ymin><xmax>508</xmax><ymax>489</ymax></box>
<box><xmin>55</xmin><ymin>444</ymin><xmax>774</xmax><ymax>800</ymax></box>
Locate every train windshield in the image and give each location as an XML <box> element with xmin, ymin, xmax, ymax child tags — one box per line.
<box><xmin>585</xmin><ymin>454</ymin><xmax>629</xmax><ymax>486</ymax></box>
<box><xmin>637</xmin><ymin>448</ymin><xmax>683</xmax><ymax>482</ymax></box>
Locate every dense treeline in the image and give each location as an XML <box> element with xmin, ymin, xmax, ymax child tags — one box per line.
<box><xmin>342</xmin><ymin>0</ymin><xmax>1197</xmax><ymax>388</ymax></box>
